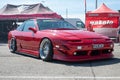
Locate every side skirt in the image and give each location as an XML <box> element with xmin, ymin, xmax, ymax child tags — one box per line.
<box><xmin>16</xmin><ymin>49</ymin><xmax>40</xmax><ymax>59</ymax></box>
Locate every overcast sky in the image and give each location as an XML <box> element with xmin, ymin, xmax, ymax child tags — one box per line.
<box><xmin>0</xmin><ymin>0</ymin><xmax>120</xmax><ymax>22</ymax></box>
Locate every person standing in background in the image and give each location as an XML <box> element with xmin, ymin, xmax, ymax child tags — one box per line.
<box><xmin>87</xmin><ymin>24</ymin><xmax>94</xmax><ymax>32</ymax></box>
<box><xmin>118</xmin><ymin>26</ymin><xmax>120</xmax><ymax>45</ymax></box>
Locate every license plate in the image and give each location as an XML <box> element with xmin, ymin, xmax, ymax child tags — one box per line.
<box><xmin>93</xmin><ymin>44</ymin><xmax>104</xmax><ymax>49</ymax></box>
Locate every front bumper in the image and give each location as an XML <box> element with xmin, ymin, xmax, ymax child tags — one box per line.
<box><xmin>53</xmin><ymin>43</ymin><xmax>114</xmax><ymax>61</ymax></box>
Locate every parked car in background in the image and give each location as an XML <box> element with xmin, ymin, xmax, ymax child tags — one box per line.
<box><xmin>64</xmin><ymin>18</ymin><xmax>85</xmax><ymax>29</ymax></box>
<box><xmin>8</xmin><ymin>18</ymin><xmax>114</xmax><ymax>62</ymax></box>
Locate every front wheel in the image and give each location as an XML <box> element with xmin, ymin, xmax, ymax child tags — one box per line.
<box><xmin>39</xmin><ymin>38</ymin><xmax>53</xmax><ymax>61</ymax></box>
<box><xmin>9</xmin><ymin>38</ymin><xmax>17</xmax><ymax>53</ymax></box>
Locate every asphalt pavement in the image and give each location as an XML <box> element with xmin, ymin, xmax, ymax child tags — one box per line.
<box><xmin>0</xmin><ymin>43</ymin><xmax>120</xmax><ymax>80</ymax></box>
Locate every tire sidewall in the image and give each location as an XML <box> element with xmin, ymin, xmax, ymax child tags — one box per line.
<box><xmin>9</xmin><ymin>38</ymin><xmax>17</xmax><ymax>53</ymax></box>
<box><xmin>40</xmin><ymin>38</ymin><xmax>53</xmax><ymax>61</ymax></box>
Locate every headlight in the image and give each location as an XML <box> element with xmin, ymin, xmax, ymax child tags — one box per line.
<box><xmin>77</xmin><ymin>46</ymin><xmax>82</xmax><ymax>50</ymax></box>
<box><xmin>73</xmin><ymin>52</ymin><xmax>77</xmax><ymax>55</ymax></box>
<box><xmin>110</xmin><ymin>44</ymin><xmax>114</xmax><ymax>48</ymax></box>
<box><xmin>55</xmin><ymin>45</ymin><xmax>60</xmax><ymax>48</ymax></box>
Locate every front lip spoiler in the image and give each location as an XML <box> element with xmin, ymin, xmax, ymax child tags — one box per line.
<box><xmin>53</xmin><ymin>52</ymin><xmax>113</xmax><ymax>62</ymax></box>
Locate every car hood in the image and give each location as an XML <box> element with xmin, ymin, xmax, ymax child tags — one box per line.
<box><xmin>41</xmin><ymin>30</ymin><xmax>108</xmax><ymax>39</ymax></box>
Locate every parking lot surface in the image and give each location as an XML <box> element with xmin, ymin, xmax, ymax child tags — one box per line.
<box><xmin>0</xmin><ymin>43</ymin><xmax>120</xmax><ymax>80</ymax></box>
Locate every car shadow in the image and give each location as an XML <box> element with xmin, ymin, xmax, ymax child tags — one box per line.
<box><xmin>13</xmin><ymin>52</ymin><xmax>120</xmax><ymax>67</ymax></box>
<box><xmin>48</xmin><ymin>58</ymin><xmax>120</xmax><ymax>67</ymax></box>
<box><xmin>89</xmin><ymin>58</ymin><xmax>120</xmax><ymax>66</ymax></box>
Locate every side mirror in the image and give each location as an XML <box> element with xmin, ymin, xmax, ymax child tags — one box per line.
<box><xmin>29</xmin><ymin>27</ymin><xmax>37</xmax><ymax>33</ymax></box>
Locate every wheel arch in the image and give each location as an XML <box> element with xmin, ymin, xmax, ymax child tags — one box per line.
<box><xmin>39</xmin><ymin>37</ymin><xmax>54</xmax><ymax>48</ymax></box>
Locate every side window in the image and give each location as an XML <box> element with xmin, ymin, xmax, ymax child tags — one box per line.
<box><xmin>23</xmin><ymin>20</ymin><xmax>35</xmax><ymax>32</ymax></box>
<box><xmin>76</xmin><ymin>21</ymin><xmax>85</xmax><ymax>28</ymax></box>
<box><xmin>16</xmin><ymin>23</ymin><xmax>25</xmax><ymax>31</ymax></box>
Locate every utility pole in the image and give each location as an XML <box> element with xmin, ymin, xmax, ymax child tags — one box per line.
<box><xmin>84</xmin><ymin>0</ymin><xmax>86</xmax><ymax>13</ymax></box>
<box><xmin>95</xmin><ymin>0</ymin><xmax>98</xmax><ymax>9</ymax></box>
<box><xmin>66</xmin><ymin>8</ymin><xmax>68</xmax><ymax>18</ymax></box>
<box><xmin>84</xmin><ymin>0</ymin><xmax>87</xmax><ymax>26</ymax></box>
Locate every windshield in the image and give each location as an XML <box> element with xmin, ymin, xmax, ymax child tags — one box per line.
<box><xmin>37</xmin><ymin>19</ymin><xmax>77</xmax><ymax>30</ymax></box>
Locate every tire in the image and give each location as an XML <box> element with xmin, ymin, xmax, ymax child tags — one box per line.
<box><xmin>39</xmin><ymin>38</ymin><xmax>53</xmax><ymax>61</ymax></box>
<box><xmin>9</xmin><ymin>38</ymin><xmax>17</xmax><ymax>53</ymax></box>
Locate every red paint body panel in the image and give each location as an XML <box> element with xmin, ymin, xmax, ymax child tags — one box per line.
<box><xmin>8</xmin><ymin>19</ymin><xmax>114</xmax><ymax>61</ymax></box>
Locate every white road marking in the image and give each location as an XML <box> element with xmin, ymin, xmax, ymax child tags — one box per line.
<box><xmin>0</xmin><ymin>76</ymin><xmax>120</xmax><ymax>79</ymax></box>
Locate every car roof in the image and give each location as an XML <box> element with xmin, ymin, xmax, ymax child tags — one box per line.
<box><xmin>29</xmin><ymin>18</ymin><xmax>62</xmax><ymax>21</ymax></box>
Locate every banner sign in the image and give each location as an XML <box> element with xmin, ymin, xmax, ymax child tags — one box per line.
<box><xmin>86</xmin><ymin>17</ymin><xmax>119</xmax><ymax>28</ymax></box>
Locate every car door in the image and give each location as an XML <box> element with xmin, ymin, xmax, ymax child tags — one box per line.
<box><xmin>14</xmin><ymin>23</ymin><xmax>25</xmax><ymax>51</ymax></box>
<box><xmin>21</xmin><ymin>20</ymin><xmax>37</xmax><ymax>51</ymax></box>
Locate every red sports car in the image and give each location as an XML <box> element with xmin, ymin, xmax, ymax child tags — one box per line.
<box><xmin>8</xmin><ymin>18</ymin><xmax>114</xmax><ymax>61</ymax></box>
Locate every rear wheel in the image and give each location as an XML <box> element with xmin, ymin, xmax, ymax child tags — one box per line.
<box><xmin>9</xmin><ymin>38</ymin><xmax>17</xmax><ymax>53</ymax></box>
<box><xmin>39</xmin><ymin>38</ymin><xmax>53</xmax><ymax>61</ymax></box>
